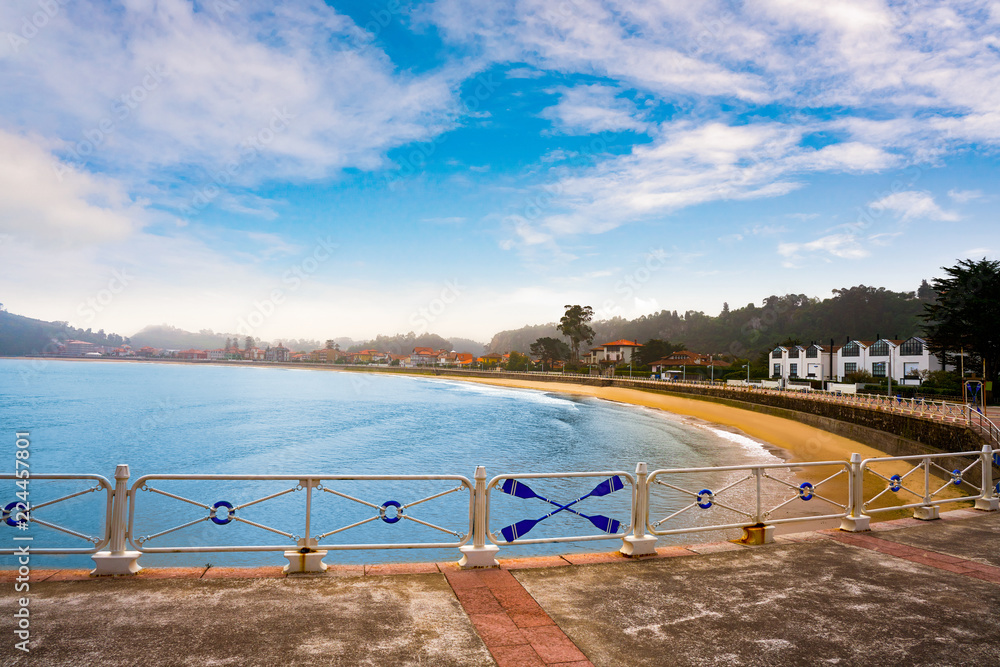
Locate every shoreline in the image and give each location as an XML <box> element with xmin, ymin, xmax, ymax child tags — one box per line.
<box><xmin>6</xmin><ymin>357</ymin><xmax>965</xmax><ymax>518</ymax></box>
<box><xmin>5</xmin><ymin>356</ymin><xmax>881</xmax><ymax>462</ymax></box>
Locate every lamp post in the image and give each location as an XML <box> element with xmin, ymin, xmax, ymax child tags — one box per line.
<box><xmin>743</xmin><ymin>363</ymin><xmax>750</xmax><ymax>383</ymax></box>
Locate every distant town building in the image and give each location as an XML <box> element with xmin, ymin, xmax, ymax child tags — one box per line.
<box><xmin>62</xmin><ymin>340</ymin><xmax>100</xmax><ymax>356</ymax></box>
<box><xmin>265</xmin><ymin>343</ymin><xmax>290</xmax><ymax>362</ymax></box>
<box><xmin>410</xmin><ymin>347</ymin><xmax>442</xmax><ymax>366</ymax></box>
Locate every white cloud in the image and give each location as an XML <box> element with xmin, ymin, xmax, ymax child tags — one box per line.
<box><xmin>427</xmin><ymin>0</ymin><xmax>1000</xmax><ymax>156</ymax></box>
<box><xmin>0</xmin><ymin>0</ymin><xmax>461</xmax><ymax>191</ymax></box>
<box><xmin>778</xmin><ymin>233</ymin><xmax>870</xmax><ymax>262</ymax></box>
<box><xmin>870</xmin><ymin>191</ymin><xmax>959</xmax><ymax>223</ymax></box>
<box><xmin>540</xmin><ymin>85</ymin><xmax>648</xmax><ymax>135</ymax></box>
<box><xmin>520</xmin><ymin>120</ymin><xmax>891</xmax><ymax>241</ymax></box>
<box><xmin>948</xmin><ymin>188</ymin><xmax>984</xmax><ymax>203</ymax></box>
<box><xmin>0</xmin><ymin>130</ymin><xmax>147</xmax><ymax>245</ymax></box>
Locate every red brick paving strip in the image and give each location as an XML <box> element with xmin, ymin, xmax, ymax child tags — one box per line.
<box><xmin>441</xmin><ymin>564</ymin><xmax>593</xmax><ymax>667</ymax></box>
<box><xmin>823</xmin><ymin>531</ymin><xmax>1000</xmax><ymax>583</ymax></box>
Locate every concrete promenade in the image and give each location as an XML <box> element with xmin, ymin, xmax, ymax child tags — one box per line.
<box><xmin>3</xmin><ymin>510</ymin><xmax>999</xmax><ymax>666</ymax></box>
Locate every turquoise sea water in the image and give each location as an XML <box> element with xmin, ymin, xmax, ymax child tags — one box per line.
<box><xmin>0</xmin><ymin>360</ymin><xmax>781</xmax><ymax>567</ymax></box>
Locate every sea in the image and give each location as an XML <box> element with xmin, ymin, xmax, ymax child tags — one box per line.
<box><xmin>0</xmin><ymin>359</ymin><xmax>785</xmax><ymax>568</ymax></box>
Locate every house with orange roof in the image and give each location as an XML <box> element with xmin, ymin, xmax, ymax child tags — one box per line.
<box><xmin>242</xmin><ymin>347</ymin><xmax>265</xmax><ymax>361</ymax></box>
<box><xmin>177</xmin><ymin>349</ymin><xmax>208</xmax><ymax>360</ymax></box>
<box><xmin>310</xmin><ymin>348</ymin><xmax>346</xmax><ymax>363</ymax></box>
<box><xmin>410</xmin><ymin>347</ymin><xmax>441</xmax><ymax>366</ymax></box>
<box><xmin>478</xmin><ymin>353</ymin><xmax>503</xmax><ymax>368</ymax></box>
<box><xmin>587</xmin><ymin>339</ymin><xmax>643</xmax><ymax>365</ymax></box>
<box><xmin>652</xmin><ymin>350</ymin><xmax>729</xmax><ymax>376</ymax></box>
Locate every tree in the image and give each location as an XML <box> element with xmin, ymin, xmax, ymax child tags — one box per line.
<box><xmin>558</xmin><ymin>305</ymin><xmax>595</xmax><ymax>362</ymax></box>
<box><xmin>325</xmin><ymin>339</ymin><xmax>336</xmax><ymax>349</ymax></box>
<box><xmin>530</xmin><ymin>337</ymin><xmax>569</xmax><ymax>370</ymax></box>
<box><xmin>636</xmin><ymin>339</ymin><xmax>684</xmax><ymax>367</ymax></box>
<box><xmin>244</xmin><ymin>336</ymin><xmax>254</xmax><ymax>351</ymax></box>
<box><xmin>922</xmin><ymin>258</ymin><xmax>1000</xmax><ymax>392</ymax></box>
<box><xmin>224</xmin><ymin>337</ymin><xmax>232</xmax><ymax>351</ymax></box>
<box><xmin>506</xmin><ymin>351</ymin><xmax>530</xmax><ymax>371</ymax></box>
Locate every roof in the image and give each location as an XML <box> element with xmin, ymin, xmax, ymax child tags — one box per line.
<box><xmin>600</xmin><ymin>339</ymin><xmax>642</xmax><ymax>347</ymax></box>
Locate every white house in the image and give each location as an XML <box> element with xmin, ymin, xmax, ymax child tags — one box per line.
<box><xmin>769</xmin><ymin>343</ymin><xmax>837</xmax><ymax>382</ymax></box>
<box><xmin>834</xmin><ymin>337</ymin><xmax>947</xmax><ymax>383</ymax></box>
<box><xmin>803</xmin><ymin>343</ymin><xmax>837</xmax><ymax>380</ymax></box>
<box><xmin>836</xmin><ymin>339</ymin><xmax>873</xmax><ymax>380</ymax></box>
<box><xmin>892</xmin><ymin>336</ymin><xmax>947</xmax><ymax>384</ymax></box>
<box><xmin>585</xmin><ymin>340</ymin><xmax>643</xmax><ymax>365</ymax></box>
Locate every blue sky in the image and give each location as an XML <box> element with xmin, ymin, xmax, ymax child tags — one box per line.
<box><xmin>1</xmin><ymin>0</ymin><xmax>997</xmax><ymax>343</ymax></box>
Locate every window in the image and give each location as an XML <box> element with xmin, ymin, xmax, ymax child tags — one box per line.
<box><xmin>872</xmin><ymin>362</ymin><xmax>886</xmax><ymax>377</ymax></box>
<box><xmin>788</xmin><ymin>348</ymin><xmax>800</xmax><ymax>358</ymax></box>
<box><xmin>844</xmin><ymin>362</ymin><xmax>857</xmax><ymax>375</ymax></box>
<box><xmin>806</xmin><ymin>347</ymin><xmax>818</xmax><ymax>358</ymax></box>
<box><xmin>772</xmin><ymin>349</ymin><xmax>783</xmax><ymax>359</ymax></box>
<box><xmin>870</xmin><ymin>341</ymin><xmax>889</xmax><ymax>357</ymax></box>
<box><xmin>904</xmin><ymin>362</ymin><xmax>920</xmax><ymax>378</ymax></box>
<box><xmin>842</xmin><ymin>342</ymin><xmax>860</xmax><ymax>357</ymax></box>
<box><xmin>900</xmin><ymin>339</ymin><xmax>924</xmax><ymax>356</ymax></box>
<box><xmin>790</xmin><ymin>363</ymin><xmax>798</xmax><ymax>377</ymax></box>
<box><xmin>773</xmin><ymin>363</ymin><xmax>781</xmax><ymax>377</ymax></box>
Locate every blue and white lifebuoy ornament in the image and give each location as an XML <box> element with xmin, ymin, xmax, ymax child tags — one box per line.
<box><xmin>211</xmin><ymin>500</ymin><xmax>235</xmax><ymax>525</ymax></box>
<box><xmin>2</xmin><ymin>501</ymin><xmax>25</xmax><ymax>527</ymax></box>
<box><xmin>798</xmin><ymin>482</ymin><xmax>814</xmax><ymax>501</ymax></box>
<box><xmin>889</xmin><ymin>475</ymin><xmax>902</xmax><ymax>493</ymax></box>
<box><xmin>697</xmin><ymin>489</ymin><xmax>714</xmax><ymax>509</ymax></box>
<box><xmin>379</xmin><ymin>500</ymin><xmax>403</xmax><ymax>523</ymax></box>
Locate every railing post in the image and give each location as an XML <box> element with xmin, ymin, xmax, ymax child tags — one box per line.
<box><xmin>284</xmin><ymin>478</ymin><xmax>328</xmax><ymax>573</ymax></box>
<box><xmin>621</xmin><ymin>462</ymin><xmax>658</xmax><ymax>556</ymax></box>
<box><xmin>738</xmin><ymin>467</ymin><xmax>774</xmax><ymax>545</ymax></box>
<box><xmin>914</xmin><ymin>457</ymin><xmax>940</xmax><ymax>520</ymax></box>
<box><xmin>975</xmin><ymin>445</ymin><xmax>999</xmax><ymax>511</ymax></box>
<box><xmin>459</xmin><ymin>466</ymin><xmax>499</xmax><ymax>568</ymax></box>
<box><xmin>841</xmin><ymin>453</ymin><xmax>870</xmax><ymax>531</ymax></box>
<box><xmin>91</xmin><ymin>464</ymin><xmax>142</xmax><ymax>575</ymax></box>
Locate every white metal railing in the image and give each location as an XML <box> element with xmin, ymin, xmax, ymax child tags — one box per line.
<box><xmin>6</xmin><ymin>450</ymin><xmax>997</xmax><ymax>572</ymax></box>
<box><xmin>128</xmin><ymin>474</ymin><xmax>474</xmax><ymax>554</ymax></box>
<box><xmin>861</xmin><ymin>448</ymin><xmax>996</xmax><ymax>516</ymax></box>
<box><xmin>0</xmin><ymin>474</ymin><xmax>113</xmax><ymax>555</ymax></box>
<box><xmin>646</xmin><ymin>461</ymin><xmax>851</xmax><ymax>536</ymax></box>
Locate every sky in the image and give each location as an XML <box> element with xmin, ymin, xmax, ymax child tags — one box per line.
<box><xmin>0</xmin><ymin>0</ymin><xmax>998</xmax><ymax>344</ymax></box>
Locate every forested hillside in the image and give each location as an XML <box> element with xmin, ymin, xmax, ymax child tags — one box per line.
<box><xmin>487</xmin><ymin>284</ymin><xmax>934</xmax><ymax>357</ymax></box>
<box><xmin>0</xmin><ymin>308</ymin><xmax>129</xmax><ymax>356</ymax></box>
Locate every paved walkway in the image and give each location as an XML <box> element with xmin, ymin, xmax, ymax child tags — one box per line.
<box><xmin>3</xmin><ymin>510</ymin><xmax>999</xmax><ymax>666</ymax></box>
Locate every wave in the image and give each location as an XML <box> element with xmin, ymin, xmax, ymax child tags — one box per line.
<box><xmin>422</xmin><ymin>378</ymin><xmax>580</xmax><ymax>408</ymax></box>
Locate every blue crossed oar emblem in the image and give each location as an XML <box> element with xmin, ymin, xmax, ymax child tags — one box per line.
<box><xmin>498</xmin><ymin>476</ymin><xmax>624</xmax><ymax>542</ymax></box>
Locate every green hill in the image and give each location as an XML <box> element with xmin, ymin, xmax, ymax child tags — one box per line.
<box><xmin>0</xmin><ymin>308</ymin><xmax>128</xmax><ymax>356</ymax></box>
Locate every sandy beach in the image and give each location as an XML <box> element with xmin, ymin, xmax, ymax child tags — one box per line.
<box><xmin>448</xmin><ymin>376</ymin><xmax>885</xmax><ymax>463</ymax></box>
<box><xmin>433</xmin><ymin>375</ymin><xmax>973</xmax><ymax>521</ymax></box>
